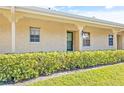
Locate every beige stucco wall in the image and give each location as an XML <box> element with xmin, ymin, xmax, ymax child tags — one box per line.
<box><xmin>0</xmin><ymin>9</ymin><xmax>123</xmax><ymax>53</ymax></box>
<box><xmin>119</xmin><ymin>32</ymin><xmax>124</xmax><ymax>49</ymax></box>
<box><xmin>122</xmin><ymin>36</ymin><xmax>124</xmax><ymax>49</ymax></box>
<box><xmin>16</xmin><ymin>17</ymin><xmax>116</xmax><ymax>52</ymax></box>
<box><xmin>0</xmin><ymin>15</ymin><xmax>119</xmax><ymax>53</ymax></box>
<box><xmin>82</xmin><ymin>26</ymin><xmax>114</xmax><ymax>50</ymax></box>
<box><xmin>0</xmin><ymin>15</ymin><xmax>11</xmax><ymax>53</ymax></box>
<box><xmin>16</xmin><ymin>18</ymin><xmax>78</xmax><ymax>53</ymax></box>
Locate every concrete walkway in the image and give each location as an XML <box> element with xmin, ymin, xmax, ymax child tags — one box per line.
<box><xmin>7</xmin><ymin>62</ymin><xmax>124</xmax><ymax>86</ymax></box>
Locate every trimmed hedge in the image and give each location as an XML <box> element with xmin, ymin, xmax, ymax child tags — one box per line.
<box><xmin>0</xmin><ymin>50</ymin><xmax>124</xmax><ymax>83</ymax></box>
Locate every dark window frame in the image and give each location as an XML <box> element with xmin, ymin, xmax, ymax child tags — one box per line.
<box><xmin>67</xmin><ymin>31</ymin><xmax>73</xmax><ymax>51</ymax></box>
<box><xmin>30</xmin><ymin>27</ymin><xmax>40</xmax><ymax>42</ymax></box>
<box><xmin>82</xmin><ymin>31</ymin><xmax>90</xmax><ymax>46</ymax></box>
<box><xmin>108</xmin><ymin>34</ymin><xmax>113</xmax><ymax>46</ymax></box>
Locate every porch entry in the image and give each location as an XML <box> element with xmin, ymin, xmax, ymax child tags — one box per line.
<box><xmin>117</xmin><ymin>35</ymin><xmax>122</xmax><ymax>49</ymax></box>
<box><xmin>67</xmin><ymin>32</ymin><xmax>73</xmax><ymax>51</ymax></box>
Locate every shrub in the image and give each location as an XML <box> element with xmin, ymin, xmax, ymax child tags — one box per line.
<box><xmin>0</xmin><ymin>50</ymin><xmax>124</xmax><ymax>83</ymax></box>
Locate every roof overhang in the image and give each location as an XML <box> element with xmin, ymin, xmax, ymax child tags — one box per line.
<box><xmin>1</xmin><ymin>6</ymin><xmax>124</xmax><ymax>29</ymax></box>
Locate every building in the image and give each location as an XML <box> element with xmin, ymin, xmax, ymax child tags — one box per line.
<box><xmin>0</xmin><ymin>6</ymin><xmax>124</xmax><ymax>53</ymax></box>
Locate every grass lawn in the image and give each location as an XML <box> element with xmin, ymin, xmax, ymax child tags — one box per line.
<box><xmin>27</xmin><ymin>63</ymin><xmax>124</xmax><ymax>86</ymax></box>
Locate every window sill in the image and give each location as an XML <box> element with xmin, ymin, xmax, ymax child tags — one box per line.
<box><xmin>29</xmin><ymin>42</ymin><xmax>41</xmax><ymax>45</ymax></box>
<box><xmin>109</xmin><ymin>45</ymin><xmax>113</xmax><ymax>47</ymax></box>
<box><xmin>83</xmin><ymin>46</ymin><xmax>90</xmax><ymax>47</ymax></box>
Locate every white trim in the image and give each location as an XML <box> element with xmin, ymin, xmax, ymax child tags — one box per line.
<box><xmin>11</xmin><ymin>6</ymin><xmax>16</xmax><ymax>53</ymax></box>
<box><xmin>78</xmin><ymin>27</ymin><xmax>83</xmax><ymax>51</ymax></box>
<box><xmin>113</xmin><ymin>32</ymin><xmax>118</xmax><ymax>49</ymax></box>
<box><xmin>29</xmin><ymin>42</ymin><xmax>41</xmax><ymax>45</ymax></box>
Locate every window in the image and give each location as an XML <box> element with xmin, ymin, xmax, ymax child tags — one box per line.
<box><xmin>109</xmin><ymin>35</ymin><xmax>113</xmax><ymax>46</ymax></box>
<box><xmin>82</xmin><ymin>32</ymin><xmax>90</xmax><ymax>46</ymax></box>
<box><xmin>30</xmin><ymin>27</ymin><xmax>40</xmax><ymax>42</ymax></box>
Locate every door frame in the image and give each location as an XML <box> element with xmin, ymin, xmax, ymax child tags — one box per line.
<box><xmin>67</xmin><ymin>31</ymin><xmax>73</xmax><ymax>51</ymax></box>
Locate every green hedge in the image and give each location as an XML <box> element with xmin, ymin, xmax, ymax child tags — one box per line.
<box><xmin>0</xmin><ymin>50</ymin><xmax>124</xmax><ymax>83</ymax></box>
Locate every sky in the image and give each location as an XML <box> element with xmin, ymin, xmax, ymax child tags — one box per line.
<box><xmin>42</xmin><ymin>6</ymin><xmax>124</xmax><ymax>24</ymax></box>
